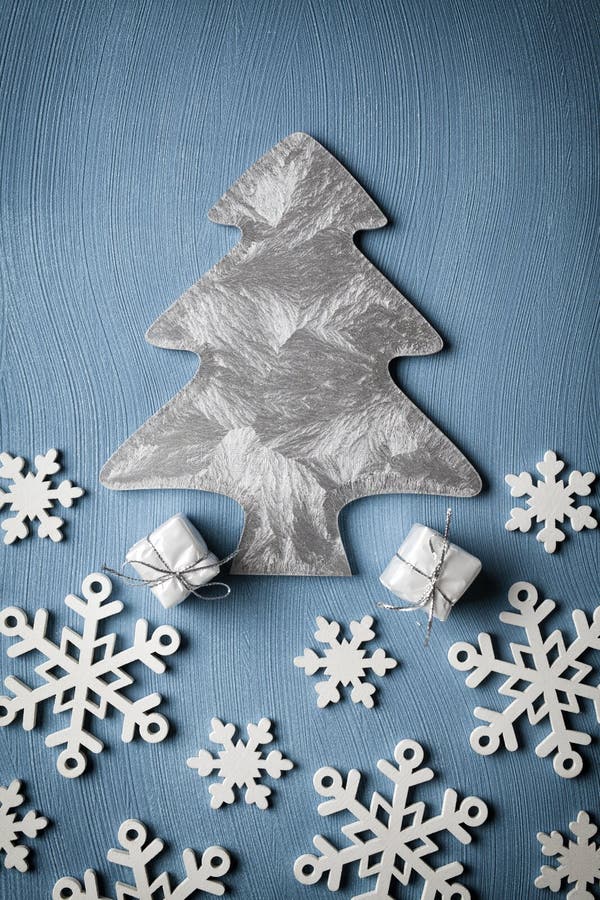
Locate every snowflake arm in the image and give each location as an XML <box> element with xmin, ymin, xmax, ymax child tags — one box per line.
<box><xmin>294</xmin><ymin>615</ymin><xmax>397</xmax><ymax>708</ymax></box>
<box><xmin>449</xmin><ymin>581</ymin><xmax>600</xmax><ymax>778</ymax></box>
<box><xmin>295</xmin><ymin>740</ymin><xmax>487</xmax><ymax>900</ymax></box>
<box><xmin>53</xmin><ymin>819</ymin><xmax>231</xmax><ymax>899</ymax></box>
<box><xmin>0</xmin><ymin>573</ymin><xmax>180</xmax><ymax>778</ymax></box>
<box><xmin>0</xmin><ymin>449</ymin><xmax>84</xmax><ymax>544</ymax></box>
<box><xmin>536</xmin><ymin>810</ymin><xmax>600</xmax><ymax>899</ymax></box>
<box><xmin>52</xmin><ymin>869</ymin><xmax>110</xmax><ymax>900</ymax></box>
<box><xmin>186</xmin><ymin>717</ymin><xmax>294</xmax><ymax>809</ymax></box>
<box><xmin>505</xmin><ymin>450</ymin><xmax>596</xmax><ymax>552</ymax></box>
<box><xmin>0</xmin><ymin>780</ymin><xmax>47</xmax><ymax>873</ymax></box>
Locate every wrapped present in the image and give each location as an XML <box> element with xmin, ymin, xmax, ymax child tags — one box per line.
<box><xmin>126</xmin><ymin>514</ymin><xmax>222</xmax><ymax>608</ymax></box>
<box><xmin>379</xmin><ymin>513</ymin><xmax>481</xmax><ymax>634</ymax></box>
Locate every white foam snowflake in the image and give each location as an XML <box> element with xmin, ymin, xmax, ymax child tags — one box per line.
<box><xmin>0</xmin><ymin>449</ymin><xmax>84</xmax><ymax>544</ymax></box>
<box><xmin>0</xmin><ymin>779</ymin><xmax>47</xmax><ymax>873</ymax></box>
<box><xmin>0</xmin><ymin>571</ymin><xmax>180</xmax><ymax>778</ymax></box>
<box><xmin>186</xmin><ymin>717</ymin><xmax>294</xmax><ymax>809</ymax></box>
<box><xmin>294</xmin><ymin>615</ymin><xmax>397</xmax><ymax>708</ymax></box>
<box><xmin>294</xmin><ymin>738</ymin><xmax>488</xmax><ymax>899</ymax></box>
<box><xmin>53</xmin><ymin>818</ymin><xmax>231</xmax><ymax>899</ymax></box>
<box><xmin>536</xmin><ymin>810</ymin><xmax>600</xmax><ymax>898</ymax></box>
<box><xmin>505</xmin><ymin>450</ymin><xmax>596</xmax><ymax>552</ymax></box>
<box><xmin>448</xmin><ymin>581</ymin><xmax>600</xmax><ymax>779</ymax></box>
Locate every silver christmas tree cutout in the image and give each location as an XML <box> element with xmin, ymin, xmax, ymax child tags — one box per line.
<box><xmin>101</xmin><ymin>132</ymin><xmax>481</xmax><ymax>575</ymax></box>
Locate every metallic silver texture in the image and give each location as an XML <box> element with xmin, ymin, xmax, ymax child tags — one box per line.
<box><xmin>101</xmin><ymin>132</ymin><xmax>481</xmax><ymax>575</ymax></box>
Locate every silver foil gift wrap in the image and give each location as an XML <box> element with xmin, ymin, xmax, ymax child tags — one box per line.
<box><xmin>380</xmin><ymin>523</ymin><xmax>482</xmax><ymax>622</ymax></box>
<box><xmin>101</xmin><ymin>132</ymin><xmax>481</xmax><ymax>576</ymax></box>
<box><xmin>126</xmin><ymin>514</ymin><xmax>221</xmax><ymax>608</ymax></box>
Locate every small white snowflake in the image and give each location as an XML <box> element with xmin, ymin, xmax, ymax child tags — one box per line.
<box><xmin>53</xmin><ymin>818</ymin><xmax>231</xmax><ymax>899</ymax></box>
<box><xmin>0</xmin><ymin>572</ymin><xmax>180</xmax><ymax>778</ymax></box>
<box><xmin>294</xmin><ymin>615</ymin><xmax>397</xmax><ymax>708</ymax></box>
<box><xmin>187</xmin><ymin>717</ymin><xmax>294</xmax><ymax>810</ymax></box>
<box><xmin>505</xmin><ymin>450</ymin><xmax>596</xmax><ymax>552</ymax></box>
<box><xmin>0</xmin><ymin>449</ymin><xmax>84</xmax><ymax>544</ymax></box>
<box><xmin>0</xmin><ymin>779</ymin><xmax>47</xmax><ymax>873</ymax></box>
<box><xmin>294</xmin><ymin>738</ymin><xmax>488</xmax><ymax>899</ymax></box>
<box><xmin>448</xmin><ymin>581</ymin><xmax>600</xmax><ymax>779</ymax></box>
<box><xmin>536</xmin><ymin>810</ymin><xmax>600</xmax><ymax>898</ymax></box>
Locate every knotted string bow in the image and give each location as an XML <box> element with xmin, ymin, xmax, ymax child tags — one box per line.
<box><xmin>378</xmin><ymin>508</ymin><xmax>453</xmax><ymax>646</ymax></box>
<box><xmin>104</xmin><ymin>538</ymin><xmax>237</xmax><ymax>600</ymax></box>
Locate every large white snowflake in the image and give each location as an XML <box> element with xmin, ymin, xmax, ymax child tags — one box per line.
<box><xmin>0</xmin><ymin>449</ymin><xmax>84</xmax><ymax>544</ymax></box>
<box><xmin>0</xmin><ymin>779</ymin><xmax>47</xmax><ymax>873</ymax></box>
<box><xmin>53</xmin><ymin>818</ymin><xmax>231</xmax><ymax>899</ymax></box>
<box><xmin>536</xmin><ymin>810</ymin><xmax>600</xmax><ymax>898</ymax></box>
<box><xmin>505</xmin><ymin>450</ymin><xmax>596</xmax><ymax>553</ymax></box>
<box><xmin>294</xmin><ymin>615</ymin><xmax>397</xmax><ymax>708</ymax></box>
<box><xmin>0</xmin><ymin>571</ymin><xmax>180</xmax><ymax>778</ymax></box>
<box><xmin>448</xmin><ymin>581</ymin><xmax>600</xmax><ymax>779</ymax></box>
<box><xmin>294</xmin><ymin>738</ymin><xmax>488</xmax><ymax>899</ymax></box>
<box><xmin>186</xmin><ymin>717</ymin><xmax>294</xmax><ymax>809</ymax></box>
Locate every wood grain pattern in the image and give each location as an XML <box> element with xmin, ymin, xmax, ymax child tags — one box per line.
<box><xmin>0</xmin><ymin>0</ymin><xmax>598</xmax><ymax>897</ymax></box>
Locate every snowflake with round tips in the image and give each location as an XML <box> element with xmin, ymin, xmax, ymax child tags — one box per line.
<box><xmin>295</xmin><ymin>739</ymin><xmax>488</xmax><ymax>899</ymax></box>
<box><xmin>536</xmin><ymin>810</ymin><xmax>600</xmax><ymax>898</ymax></box>
<box><xmin>505</xmin><ymin>450</ymin><xmax>596</xmax><ymax>553</ymax></box>
<box><xmin>53</xmin><ymin>818</ymin><xmax>231</xmax><ymax>899</ymax></box>
<box><xmin>187</xmin><ymin>717</ymin><xmax>294</xmax><ymax>809</ymax></box>
<box><xmin>294</xmin><ymin>615</ymin><xmax>397</xmax><ymax>708</ymax></box>
<box><xmin>0</xmin><ymin>449</ymin><xmax>84</xmax><ymax>544</ymax></box>
<box><xmin>0</xmin><ymin>779</ymin><xmax>47</xmax><ymax>873</ymax></box>
<box><xmin>0</xmin><ymin>572</ymin><xmax>180</xmax><ymax>778</ymax></box>
<box><xmin>449</xmin><ymin>581</ymin><xmax>600</xmax><ymax>778</ymax></box>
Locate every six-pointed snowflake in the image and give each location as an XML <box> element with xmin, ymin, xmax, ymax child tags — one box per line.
<box><xmin>449</xmin><ymin>581</ymin><xmax>600</xmax><ymax>778</ymax></box>
<box><xmin>294</xmin><ymin>738</ymin><xmax>488</xmax><ymax>899</ymax></box>
<box><xmin>294</xmin><ymin>615</ymin><xmax>397</xmax><ymax>708</ymax></box>
<box><xmin>0</xmin><ymin>449</ymin><xmax>84</xmax><ymax>544</ymax></box>
<box><xmin>0</xmin><ymin>779</ymin><xmax>47</xmax><ymax>873</ymax></box>
<box><xmin>187</xmin><ymin>717</ymin><xmax>294</xmax><ymax>809</ymax></box>
<box><xmin>536</xmin><ymin>810</ymin><xmax>600</xmax><ymax>898</ymax></box>
<box><xmin>505</xmin><ymin>450</ymin><xmax>596</xmax><ymax>553</ymax></box>
<box><xmin>0</xmin><ymin>571</ymin><xmax>181</xmax><ymax>778</ymax></box>
<box><xmin>53</xmin><ymin>818</ymin><xmax>231</xmax><ymax>899</ymax></box>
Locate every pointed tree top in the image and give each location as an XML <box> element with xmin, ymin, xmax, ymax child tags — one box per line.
<box><xmin>207</xmin><ymin>132</ymin><xmax>387</xmax><ymax>237</ymax></box>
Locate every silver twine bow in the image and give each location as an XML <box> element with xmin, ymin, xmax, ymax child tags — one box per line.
<box><xmin>104</xmin><ymin>538</ymin><xmax>237</xmax><ymax>601</ymax></box>
<box><xmin>378</xmin><ymin>509</ymin><xmax>453</xmax><ymax>646</ymax></box>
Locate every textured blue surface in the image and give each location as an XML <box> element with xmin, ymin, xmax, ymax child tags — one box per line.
<box><xmin>0</xmin><ymin>1</ymin><xmax>598</xmax><ymax>897</ymax></box>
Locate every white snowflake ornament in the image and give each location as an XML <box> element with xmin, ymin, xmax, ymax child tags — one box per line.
<box><xmin>294</xmin><ymin>738</ymin><xmax>488</xmax><ymax>899</ymax></box>
<box><xmin>0</xmin><ymin>449</ymin><xmax>84</xmax><ymax>544</ymax></box>
<box><xmin>505</xmin><ymin>450</ymin><xmax>596</xmax><ymax>552</ymax></box>
<box><xmin>449</xmin><ymin>581</ymin><xmax>600</xmax><ymax>778</ymax></box>
<box><xmin>294</xmin><ymin>615</ymin><xmax>397</xmax><ymax>708</ymax></box>
<box><xmin>0</xmin><ymin>779</ymin><xmax>47</xmax><ymax>873</ymax></box>
<box><xmin>0</xmin><ymin>572</ymin><xmax>180</xmax><ymax>778</ymax></box>
<box><xmin>53</xmin><ymin>818</ymin><xmax>231</xmax><ymax>899</ymax></box>
<box><xmin>536</xmin><ymin>810</ymin><xmax>600</xmax><ymax>899</ymax></box>
<box><xmin>187</xmin><ymin>717</ymin><xmax>294</xmax><ymax>809</ymax></box>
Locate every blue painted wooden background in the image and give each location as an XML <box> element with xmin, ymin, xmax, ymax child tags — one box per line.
<box><xmin>1</xmin><ymin>1</ymin><xmax>598</xmax><ymax>897</ymax></box>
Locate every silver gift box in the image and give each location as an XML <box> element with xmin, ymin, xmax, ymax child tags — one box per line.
<box><xmin>127</xmin><ymin>513</ymin><xmax>220</xmax><ymax>608</ymax></box>
<box><xmin>380</xmin><ymin>524</ymin><xmax>481</xmax><ymax>621</ymax></box>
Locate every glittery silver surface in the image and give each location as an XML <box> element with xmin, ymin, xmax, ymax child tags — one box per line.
<box><xmin>100</xmin><ymin>132</ymin><xmax>481</xmax><ymax>575</ymax></box>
